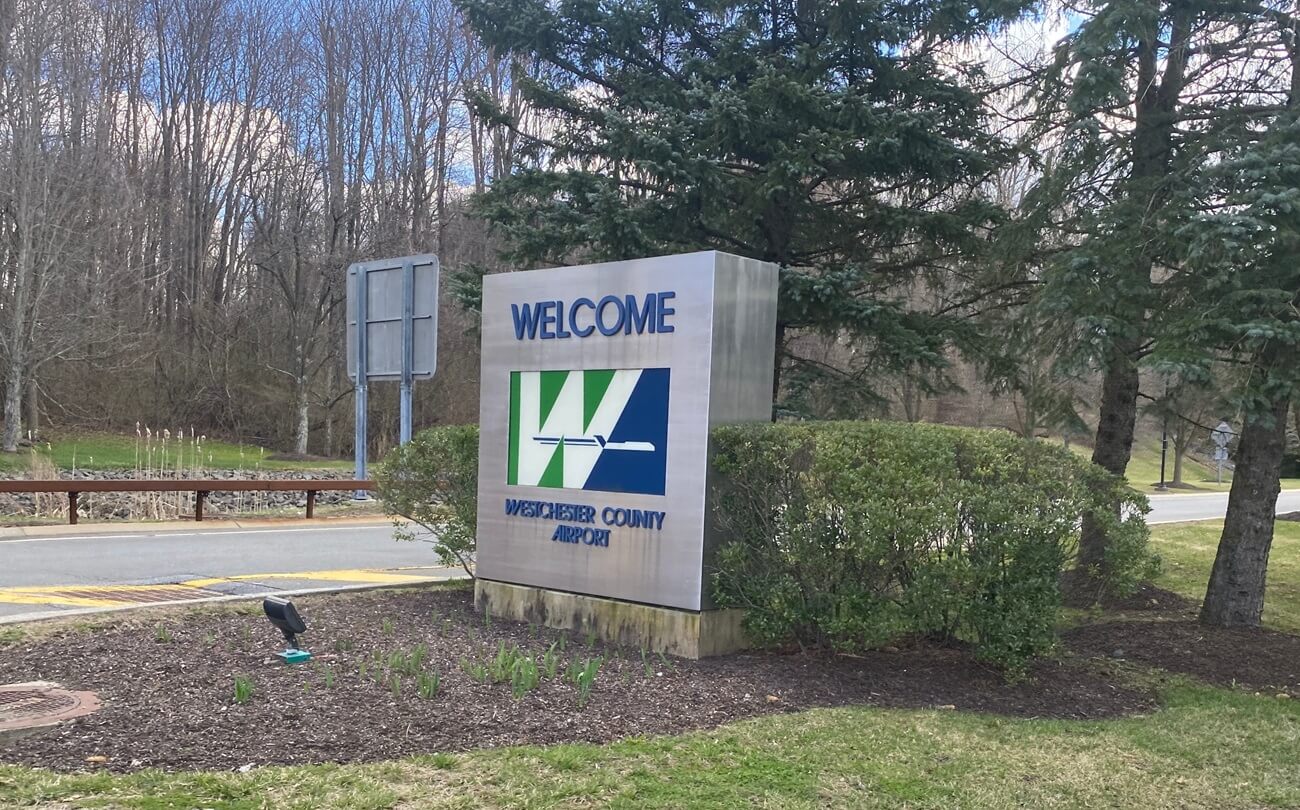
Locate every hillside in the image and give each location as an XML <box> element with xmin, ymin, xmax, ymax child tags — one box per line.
<box><xmin>0</xmin><ymin>430</ymin><xmax>352</xmax><ymax>474</ymax></box>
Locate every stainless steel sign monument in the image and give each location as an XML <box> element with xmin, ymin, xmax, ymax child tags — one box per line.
<box><xmin>475</xmin><ymin>251</ymin><xmax>778</xmax><ymax>654</ymax></box>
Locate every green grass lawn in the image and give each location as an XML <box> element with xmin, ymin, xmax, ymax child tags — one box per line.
<box><xmin>1069</xmin><ymin>437</ymin><xmax>1300</xmax><ymax>494</ymax></box>
<box><xmin>2</xmin><ymin>685</ymin><xmax>1297</xmax><ymax>809</ymax></box>
<box><xmin>1150</xmin><ymin>519</ymin><xmax>1300</xmax><ymax>633</ymax></box>
<box><xmin>0</xmin><ymin>430</ymin><xmax>352</xmax><ymax>473</ymax></box>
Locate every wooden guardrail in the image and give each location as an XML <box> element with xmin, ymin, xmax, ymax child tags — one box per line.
<box><xmin>0</xmin><ymin>479</ymin><xmax>373</xmax><ymax>525</ymax></box>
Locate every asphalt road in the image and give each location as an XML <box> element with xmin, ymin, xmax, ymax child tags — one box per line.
<box><xmin>1147</xmin><ymin>489</ymin><xmax>1300</xmax><ymax>524</ymax></box>
<box><xmin>0</xmin><ymin>522</ymin><xmax>458</xmax><ymax>620</ymax></box>
<box><xmin>0</xmin><ymin>523</ymin><xmax>438</xmax><ymax>588</ymax></box>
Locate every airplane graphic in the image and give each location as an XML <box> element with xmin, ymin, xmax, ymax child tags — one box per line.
<box><xmin>532</xmin><ymin>434</ymin><xmax>656</xmax><ymax>453</ymax></box>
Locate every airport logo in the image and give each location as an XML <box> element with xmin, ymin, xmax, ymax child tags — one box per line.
<box><xmin>507</xmin><ymin>368</ymin><xmax>669</xmax><ymax>495</ymax></box>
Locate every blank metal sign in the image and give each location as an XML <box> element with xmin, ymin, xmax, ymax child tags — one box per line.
<box><xmin>346</xmin><ymin>255</ymin><xmax>439</xmax><ymax>381</ymax></box>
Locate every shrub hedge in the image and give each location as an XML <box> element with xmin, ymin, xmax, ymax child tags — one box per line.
<box><xmin>377</xmin><ymin>420</ymin><xmax>1154</xmax><ymax>674</ymax></box>
<box><xmin>709</xmin><ymin>421</ymin><xmax>1153</xmax><ymax>674</ymax></box>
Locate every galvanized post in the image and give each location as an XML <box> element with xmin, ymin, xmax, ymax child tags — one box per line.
<box><xmin>354</xmin><ymin>265</ymin><xmax>370</xmax><ymax>500</ymax></box>
<box><xmin>399</xmin><ymin>258</ymin><xmax>415</xmax><ymax>445</ymax></box>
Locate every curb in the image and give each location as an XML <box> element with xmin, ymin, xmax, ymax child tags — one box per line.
<box><xmin>0</xmin><ymin>576</ymin><xmax>471</xmax><ymax>626</ymax></box>
<box><xmin>1145</xmin><ymin>486</ymin><xmax>1300</xmax><ymax>498</ymax></box>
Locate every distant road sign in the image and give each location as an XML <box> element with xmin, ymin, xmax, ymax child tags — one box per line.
<box><xmin>1211</xmin><ymin>420</ymin><xmax>1233</xmax><ymax>448</ymax></box>
<box><xmin>1211</xmin><ymin>420</ymin><xmax>1233</xmax><ymax>483</ymax></box>
<box><xmin>346</xmin><ymin>255</ymin><xmax>439</xmax><ymax>381</ymax></box>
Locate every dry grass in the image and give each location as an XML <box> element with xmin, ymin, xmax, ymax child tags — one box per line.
<box><xmin>4</xmin><ymin>427</ymin><xmax>355</xmax><ymax>522</ymax></box>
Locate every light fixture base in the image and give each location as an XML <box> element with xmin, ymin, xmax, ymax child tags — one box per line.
<box><xmin>276</xmin><ymin>649</ymin><xmax>313</xmax><ymax>665</ymax></box>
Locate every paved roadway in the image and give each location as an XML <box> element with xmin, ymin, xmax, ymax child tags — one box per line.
<box><xmin>1147</xmin><ymin>489</ymin><xmax>1300</xmax><ymax>524</ymax></box>
<box><xmin>0</xmin><ymin>521</ymin><xmax>461</xmax><ymax>621</ymax></box>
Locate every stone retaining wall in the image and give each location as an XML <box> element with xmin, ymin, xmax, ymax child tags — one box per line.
<box><xmin>0</xmin><ymin>469</ymin><xmax>358</xmax><ymax>521</ymax></box>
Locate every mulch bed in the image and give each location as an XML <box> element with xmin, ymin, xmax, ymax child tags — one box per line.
<box><xmin>1062</xmin><ymin>576</ymin><xmax>1198</xmax><ymax>613</ymax></box>
<box><xmin>1064</xmin><ymin>620</ymin><xmax>1300</xmax><ymax>693</ymax></box>
<box><xmin>0</xmin><ymin>583</ymin><xmax>1292</xmax><ymax>773</ymax></box>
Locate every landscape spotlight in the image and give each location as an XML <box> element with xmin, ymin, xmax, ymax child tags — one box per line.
<box><xmin>263</xmin><ymin>596</ymin><xmax>312</xmax><ymax>664</ymax></box>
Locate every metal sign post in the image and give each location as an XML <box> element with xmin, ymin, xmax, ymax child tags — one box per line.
<box><xmin>1211</xmin><ymin>420</ymin><xmax>1233</xmax><ymax>484</ymax></box>
<box><xmin>347</xmin><ymin>255</ymin><xmax>440</xmax><ymax>498</ymax></box>
<box><xmin>400</xmin><ymin>260</ymin><xmax>416</xmax><ymax>445</ymax></box>
<box><xmin>354</xmin><ymin>267</ymin><xmax>370</xmax><ymax>497</ymax></box>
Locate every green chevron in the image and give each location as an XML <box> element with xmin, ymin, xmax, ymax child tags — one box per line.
<box><xmin>507</xmin><ymin>371</ymin><xmax>521</xmax><ymax>485</ymax></box>
<box><xmin>538</xmin><ymin>439</ymin><xmax>564</xmax><ymax>488</ymax></box>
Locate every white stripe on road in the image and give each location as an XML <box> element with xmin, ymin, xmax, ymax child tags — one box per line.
<box><xmin>0</xmin><ymin>524</ymin><xmax>394</xmax><ymax>544</ymax></box>
<box><xmin>0</xmin><ymin>535</ymin><xmax>148</xmax><ymax>543</ymax></box>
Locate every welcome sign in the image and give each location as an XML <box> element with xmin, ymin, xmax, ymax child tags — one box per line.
<box><xmin>476</xmin><ymin>251</ymin><xmax>778</xmax><ymax>612</ymax></box>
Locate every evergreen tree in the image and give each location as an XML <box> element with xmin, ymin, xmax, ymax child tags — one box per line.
<box><xmin>456</xmin><ymin>0</ymin><xmax>1037</xmax><ymax>410</ymax></box>
<box><xmin>1026</xmin><ymin>0</ymin><xmax>1290</xmax><ymax>577</ymax></box>
<box><xmin>1158</xmin><ymin>18</ymin><xmax>1299</xmax><ymax>626</ymax></box>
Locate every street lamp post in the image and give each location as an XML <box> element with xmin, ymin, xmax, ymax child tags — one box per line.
<box><xmin>1157</xmin><ymin>421</ymin><xmax>1169</xmax><ymax>491</ymax></box>
<box><xmin>1156</xmin><ymin>381</ymin><xmax>1169</xmax><ymax>491</ymax></box>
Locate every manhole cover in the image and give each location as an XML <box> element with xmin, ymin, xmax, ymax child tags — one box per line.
<box><xmin>203</xmin><ymin>581</ymin><xmax>278</xmax><ymax>597</ymax></box>
<box><xmin>0</xmin><ymin>681</ymin><xmax>101</xmax><ymax>735</ymax></box>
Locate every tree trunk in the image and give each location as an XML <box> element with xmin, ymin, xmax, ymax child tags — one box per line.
<box><xmin>1172</xmin><ymin>445</ymin><xmax>1185</xmax><ymax>486</ymax></box>
<box><xmin>901</xmin><ymin>377</ymin><xmax>923</xmax><ymax>422</ymax></box>
<box><xmin>1077</xmin><ymin>6</ymin><xmax>1190</xmax><ymax>574</ymax></box>
<box><xmin>24</xmin><ymin>373</ymin><xmax>38</xmax><ymax>441</ymax></box>
<box><xmin>1198</xmin><ymin>4</ymin><xmax>1300</xmax><ymax>628</ymax></box>
<box><xmin>770</xmin><ymin>321</ymin><xmax>785</xmax><ymax>418</ymax></box>
<box><xmin>325</xmin><ymin>408</ymin><xmax>335</xmax><ymax>458</ymax></box>
<box><xmin>1</xmin><ymin>206</ymin><xmax>29</xmax><ymax>454</ymax></box>
<box><xmin>1078</xmin><ymin>338</ymin><xmax>1140</xmax><ymax>572</ymax></box>
<box><xmin>293</xmin><ymin>376</ymin><xmax>310</xmax><ymax>455</ymax></box>
<box><xmin>1201</xmin><ymin>396</ymin><xmax>1290</xmax><ymax>627</ymax></box>
<box><xmin>324</xmin><ymin>362</ymin><xmax>337</xmax><ymax>457</ymax></box>
<box><xmin>3</xmin><ymin>62</ymin><xmax>36</xmax><ymax>455</ymax></box>
<box><xmin>1093</xmin><ymin>355</ymin><xmax>1142</xmax><ymax>472</ymax></box>
<box><xmin>1015</xmin><ymin>394</ymin><xmax>1037</xmax><ymax>439</ymax></box>
<box><xmin>0</xmin><ymin>0</ymin><xmax>14</xmax><ymax>67</ymax></box>
<box><xmin>2</xmin><ymin>366</ymin><xmax>23</xmax><ymax>453</ymax></box>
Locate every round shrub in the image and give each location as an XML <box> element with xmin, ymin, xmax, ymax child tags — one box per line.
<box><xmin>375</xmin><ymin>424</ymin><xmax>479</xmax><ymax>576</ymax></box>
<box><xmin>709</xmin><ymin>421</ymin><xmax>1153</xmax><ymax>675</ymax></box>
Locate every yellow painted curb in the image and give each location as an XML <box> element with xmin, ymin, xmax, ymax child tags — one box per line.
<box><xmin>0</xmin><ymin>584</ymin><xmax>210</xmax><ymax>608</ymax></box>
<box><xmin>182</xmin><ymin>569</ymin><xmax>438</xmax><ymax>588</ymax></box>
<box><xmin>0</xmin><ymin>568</ymin><xmax>437</xmax><ymax>609</ymax></box>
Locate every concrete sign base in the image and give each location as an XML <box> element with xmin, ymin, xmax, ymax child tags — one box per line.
<box><xmin>474</xmin><ymin>579</ymin><xmax>748</xmax><ymax>659</ymax></box>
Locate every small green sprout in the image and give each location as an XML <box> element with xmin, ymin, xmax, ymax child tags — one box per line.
<box><xmin>233</xmin><ymin>675</ymin><xmax>254</xmax><ymax>704</ymax></box>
